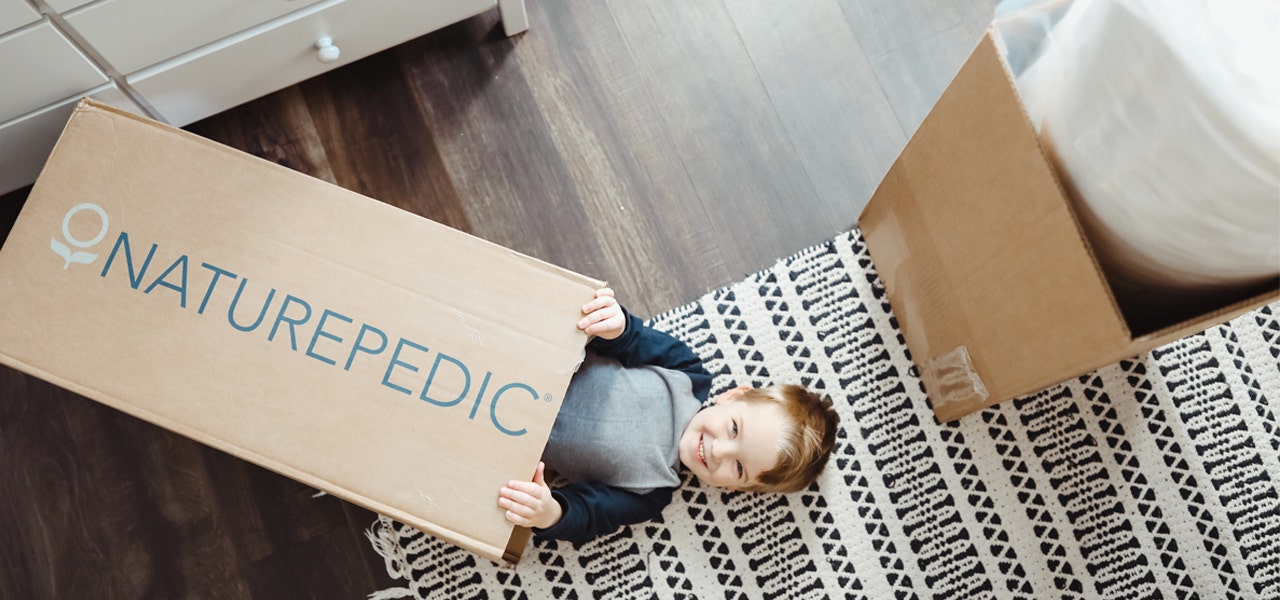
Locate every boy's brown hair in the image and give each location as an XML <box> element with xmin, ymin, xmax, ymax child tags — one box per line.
<box><xmin>738</xmin><ymin>384</ymin><xmax>840</xmax><ymax>493</ymax></box>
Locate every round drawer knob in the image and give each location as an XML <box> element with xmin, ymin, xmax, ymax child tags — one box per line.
<box><xmin>315</xmin><ymin>37</ymin><xmax>341</xmax><ymax>64</ymax></box>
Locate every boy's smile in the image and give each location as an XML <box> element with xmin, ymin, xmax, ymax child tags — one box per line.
<box><xmin>679</xmin><ymin>387</ymin><xmax>785</xmax><ymax>490</ymax></box>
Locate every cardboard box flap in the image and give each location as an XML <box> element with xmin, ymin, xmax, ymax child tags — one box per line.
<box><xmin>859</xmin><ymin>35</ymin><xmax>1130</xmax><ymax>421</ymax></box>
<box><xmin>0</xmin><ymin>100</ymin><xmax>603</xmax><ymax>563</ymax></box>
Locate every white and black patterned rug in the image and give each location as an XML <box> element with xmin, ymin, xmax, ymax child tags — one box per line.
<box><xmin>367</xmin><ymin>229</ymin><xmax>1280</xmax><ymax>599</ymax></box>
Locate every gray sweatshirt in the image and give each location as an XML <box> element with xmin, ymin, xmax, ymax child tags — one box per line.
<box><xmin>543</xmin><ymin>352</ymin><xmax>702</xmax><ymax>494</ymax></box>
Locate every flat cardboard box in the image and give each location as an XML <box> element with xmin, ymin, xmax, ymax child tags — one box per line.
<box><xmin>0</xmin><ymin>100</ymin><xmax>602</xmax><ymax>563</ymax></box>
<box><xmin>858</xmin><ymin>32</ymin><xmax>1279</xmax><ymax>422</ymax></box>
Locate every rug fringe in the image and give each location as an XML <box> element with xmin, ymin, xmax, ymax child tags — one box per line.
<box><xmin>366</xmin><ymin>587</ymin><xmax>414</xmax><ymax>600</ymax></box>
<box><xmin>365</xmin><ymin>516</ymin><xmax>410</xmax><ymax>581</ymax></box>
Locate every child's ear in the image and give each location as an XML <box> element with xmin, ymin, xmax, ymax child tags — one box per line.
<box><xmin>716</xmin><ymin>386</ymin><xmax>751</xmax><ymax>404</ymax></box>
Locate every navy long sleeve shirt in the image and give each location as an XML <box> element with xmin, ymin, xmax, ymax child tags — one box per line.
<box><xmin>534</xmin><ymin>309</ymin><xmax>713</xmax><ymax>544</ymax></box>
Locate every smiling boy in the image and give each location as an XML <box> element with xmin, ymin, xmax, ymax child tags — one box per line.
<box><xmin>497</xmin><ymin>288</ymin><xmax>840</xmax><ymax>544</ymax></box>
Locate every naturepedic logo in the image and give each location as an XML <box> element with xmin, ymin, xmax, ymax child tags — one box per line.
<box><xmin>52</xmin><ymin>203</ymin><xmax>542</xmax><ymax>436</ymax></box>
<box><xmin>51</xmin><ymin>203</ymin><xmax>109</xmax><ymax>269</ymax></box>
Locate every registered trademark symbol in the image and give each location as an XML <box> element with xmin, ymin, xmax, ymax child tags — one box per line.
<box><xmin>543</xmin><ymin>394</ymin><xmax>552</xmax><ymax>403</ymax></box>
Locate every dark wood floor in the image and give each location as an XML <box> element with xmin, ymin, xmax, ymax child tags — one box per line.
<box><xmin>0</xmin><ymin>1</ymin><xmax>995</xmax><ymax>597</ymax></box>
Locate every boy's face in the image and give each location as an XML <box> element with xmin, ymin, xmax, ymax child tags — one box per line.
<box><xmin>678</xmin><ymin>387</ymin><xmax>784</xmax><ymax>491</ymax></box>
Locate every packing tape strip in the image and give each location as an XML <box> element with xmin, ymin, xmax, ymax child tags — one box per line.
<box><xmin>923</xmin><ymin>346</ymin><xmax>989</xmax><ymax>410</ymax></box>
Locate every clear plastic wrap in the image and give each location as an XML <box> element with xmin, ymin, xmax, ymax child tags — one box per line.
<box><xmin>994</xmin><ymin>0</ymin><xmax>1280</xmax><ymax>331</ymax></box>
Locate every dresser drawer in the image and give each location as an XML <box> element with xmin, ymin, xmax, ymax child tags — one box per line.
<box><xmin>0</xmin><ymin>83</ymin><xmax>144</xmax><ymax>195</ymax></box>
<box><xmin>0</xmin><ymin>0</ymin><xmax>38</xmax><ymax>33</ymax></box>
<box><xmin>130</xmin><ymin>0</ymin><xmax>494</xmax><ymax>126</ymax></box>
<box><xmin>43</xmin><ymin>0</ymin><xmax>95</xmax><ymax>13</ymax></box>
<box><xmin>0</xmin><ymin>19</ymin><xmax>108</xmax><ymax>123</ymax></box>
<box><xmin>64</xmin><ymin>0</ymin><xmax>327</xmax><ymax>74</ymax></box>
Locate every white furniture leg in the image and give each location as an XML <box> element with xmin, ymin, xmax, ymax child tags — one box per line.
<box><xmin>498</xmin><ymin>0</ymin><xmax>528</xmax><ymax>36</ymax></box>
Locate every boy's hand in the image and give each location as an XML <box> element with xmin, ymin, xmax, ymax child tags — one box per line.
<box><xmin>498</xmin><ymin>462</ymin><xmax>562</xmax><ymax>529</ymax></box>
<box><xmin>578</xmin><ymin>287</ymin><xmax>626</xmax><ymax>340</ymax></box>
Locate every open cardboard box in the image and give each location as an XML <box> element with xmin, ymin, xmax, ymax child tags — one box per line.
<box><xmin>858</xmin><ymin>32</ymin><xmax>1279</xmax><ymax>422</ymax></box>
<box><xmin>0</xmin><ymin>100</ymin><xmax>602</xmax><ymax>563</ymax></box>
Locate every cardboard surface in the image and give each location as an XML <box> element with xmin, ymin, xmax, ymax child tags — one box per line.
<box><xmin>858</xmin><ymin>34</ymin><xmax>1279</xmax><ymax>422</ymax></box>
<box><xmin>0</xmin><ymin>100</ymin><xmax>602</xmax><ymax>563</ymax></box>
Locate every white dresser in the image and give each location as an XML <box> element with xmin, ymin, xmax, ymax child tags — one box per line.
<box><xmin>0</xmin><ymin>0</ymin><xmax>527</xmax><ymax>194</ymax></box>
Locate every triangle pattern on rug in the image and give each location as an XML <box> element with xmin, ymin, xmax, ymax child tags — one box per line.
<box><xmin>366</xmin><ymin>229</ymin><xmax>1280</xmax><ymax>599</ymax></box>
